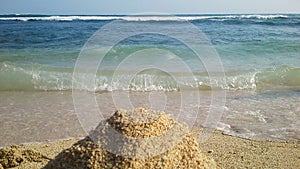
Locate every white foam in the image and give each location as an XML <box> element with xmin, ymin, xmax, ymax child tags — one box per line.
<box><xmin>215</xmin><ymin>122</ymin><xmax>231</xmax><ymax>131</ymax></box>
<box><xmin>0</xmin><ymin>14</ymin><xmax>289</xmax><ymax>22</ymax></box>
<box><xmin>239</xmin><ymin>14</ymin><xmax>288</xmax><ymax>19</ymax></box>
<box><xmin>0</xmin><ymin>16</ymin><xmax>122</xmax><ymax>21</ymax></box>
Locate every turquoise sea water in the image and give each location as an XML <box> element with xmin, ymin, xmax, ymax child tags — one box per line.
<box><xmin>0</xmin><ymin>14</ymin><xmax>299</xmax><ymax>146</ymax></box>
<box><xmin>0</xmin><ymin>14</ymin><xmax>299</xmax><ymax>91</ymax></box>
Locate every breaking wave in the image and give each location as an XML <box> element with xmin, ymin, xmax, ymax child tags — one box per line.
<box><xmin>0</xmin><ymin>14</ymin><xmax>291</xmax><ymax>22</ymax></box>
<box><xmin>1</xmin><ymin>62</ymin><xmax>299</xmax><ymax>92</ymax></box>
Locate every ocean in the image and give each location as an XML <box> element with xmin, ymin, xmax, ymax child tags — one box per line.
<box><xmin>0</xmin><ymin>14</ymin><xmax>299</xmax><ymax>147</ymax></box>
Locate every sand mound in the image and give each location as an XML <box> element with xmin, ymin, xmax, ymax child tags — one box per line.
<box><xmin>107</xmin><ymin>109</ymin><xmax>175</xmax><ymax>138</ymax></box>
<box><xmin>45</xmin><ymin>108</ymin><xmax>218</xmax><ymax>169</ymax></box>
<box><xmin>0</xmin><ymin>145</ymin><xmax>50</xmax><ymax>169</ymax></box>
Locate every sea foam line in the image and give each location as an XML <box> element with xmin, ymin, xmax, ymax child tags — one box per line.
<box><xmin>0</xmin><ymin>14</ymin><xmax>289</xmax><ymax>22</ymax></box>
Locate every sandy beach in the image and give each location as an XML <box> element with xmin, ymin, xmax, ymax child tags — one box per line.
<box><xmin>1</xmin><ymin>8</ymin><xmax>300</xmax><ymax>169</ymax></box>
<box><xmin>1</xmin><ymin>129</ymin><xmax>299</xmax><ymax>169</ymax></box>
<box><xmin>199</xmin><ymin>130</ymin><xmax>300</xmax><ymax>168</ymax></box>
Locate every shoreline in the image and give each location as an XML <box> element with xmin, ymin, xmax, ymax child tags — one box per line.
<box><xmin>1</xmin><ymin>90</ymin><xmax>299</xmax><ymax>145</ymax></box>
<box><xmin>1</xmin><ymin>130</ymin><xmax>299</xmax><ymax>169</ymax></box>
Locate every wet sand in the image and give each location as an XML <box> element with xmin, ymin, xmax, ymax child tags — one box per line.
<box><xmin>1</xmin><ymin>129</ymin><xmax>299</xmax><ymax>169</ymax></box>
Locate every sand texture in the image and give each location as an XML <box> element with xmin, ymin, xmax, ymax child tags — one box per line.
<box><xmin>0</xmin><ymin>109</ymin><xmax>299</xmax><ymax>169</ymax></box>
<box><xmin>198</xmin><ymin>130</ymin><xmax>300</xmax><ymax>168</ymax></box>
<box><xmin>2</xmin><ymin>108</ymin><xmax>218</xmax><ymax>169</ymax></box>
<box><xmin>1</xmin><ymin>132</ymin><xmax>299</xmax><ymax>168</ymax></box>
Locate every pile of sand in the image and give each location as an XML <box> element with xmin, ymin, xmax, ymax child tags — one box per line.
<box><xmin>44</xmin><ymin>108</ymin><xmax>218</xmax><ymax>169</ymax></box>
<box><xmin>0</xmin><ymin>145</ymin><xmax>50</xmax><ymax>169</ymax></box>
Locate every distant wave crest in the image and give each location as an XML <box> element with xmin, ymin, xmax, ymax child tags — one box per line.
<box><xmin>0</xmin><ymin>14</ymin><xmax>290</xmax><ymax>22</ymax></box>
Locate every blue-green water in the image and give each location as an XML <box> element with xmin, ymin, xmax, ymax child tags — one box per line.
<box><xmin>0</xmin><ymin>14</ymin><xmax>299</xmax><ymax>91</ymax></box>
<box><xmin>0</xmin><ymin>14</ymin><xmax>299</xmax><ymax>146</ymax></box>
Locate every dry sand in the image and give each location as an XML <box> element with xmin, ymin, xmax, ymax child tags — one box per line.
<box><xmin>42</xmin><ymin>109</ymin><xmax>217</xmax><ymax>169</ymax></box>
<box><xmin>0</xmin><ymin>132</ymin><xmax>299</xmax><ymax>169</ymax></box>
<box><xmin>199</xmin><ymin>130</ymin><xmax>300</xmax><ymax>169</ymax></box>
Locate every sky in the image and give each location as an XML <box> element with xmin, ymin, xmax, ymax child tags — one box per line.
<box><xmin>0</xmin><ymin>0</ymin><xmax>300</xmax><ymax>15</ymax></box>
